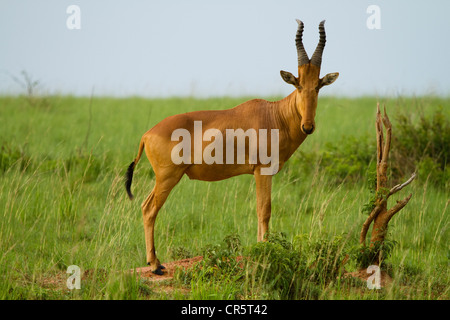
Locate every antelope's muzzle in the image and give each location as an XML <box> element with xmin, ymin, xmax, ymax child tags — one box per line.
<box><xmin>302</xmin><ymin>124</ymin><xmax>315</xmax><ymax>135</ymax></box>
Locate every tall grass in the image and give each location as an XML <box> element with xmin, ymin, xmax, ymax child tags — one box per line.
<box><xmin>0</xmin><ymin>95</ymin><xmax>448</xmax><ymax>299</ymax></box>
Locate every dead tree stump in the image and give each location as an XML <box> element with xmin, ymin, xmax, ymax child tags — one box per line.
<box><xmin>359</xmin><ymin>104</ymin><xmax>416</xmax><ymax>265</ymax></box>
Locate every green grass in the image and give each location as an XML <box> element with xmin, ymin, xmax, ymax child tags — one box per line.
<box><xmin>0</xmin><ymin>94</ymin><xmax>448</xmax><ymax>300</ymax></box>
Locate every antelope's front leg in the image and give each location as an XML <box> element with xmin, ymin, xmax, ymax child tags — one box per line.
<box><xmin>254</xmin><ymin>170</ymin><xmax>272</xmax><ymax>242</ymax></box>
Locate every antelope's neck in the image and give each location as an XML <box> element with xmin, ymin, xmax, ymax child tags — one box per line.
<box><xmin>276</xmin><ymin>91</ymin><xmax>303</xmax><ymax>133</ymax></box>
<box><xmin>272</xmin><ymin>91</ymin><xmax>307</xmax><ymax>157</ymax></box>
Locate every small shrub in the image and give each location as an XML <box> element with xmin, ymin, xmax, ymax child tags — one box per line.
<box><xmin>392</xmin><ymin>107</ymin><xmax>449</xmax><ymax>187</ymax></box>
<box><xmin>175</xmin><ymin>234</ymin><xmax>245</xmax><ymax>298</ymax></box>
<box><xmin>200</xmin><ymin>234</ymin><xmax>243</xmax><ymax>276</ymax></box>
<box><xmin>416</xmin><ymin>156</ymin><xmax>449</xmax><ymax>187</ymax></box>
<box><xmin>352</xmin><ymin>239</ymin><xmax>397</xmax><ymax>269</ymax></box>
<box><xmin>247</xmin><ymin>232</ymin><xmax>348</xmax><ymax>299</ymax></box>
<box><xmin>223</xmin><ymin>233</ymin><xmax>241</xmax><ymax>253</ymax></box>
<box><xmin>248</xmin><ymin>237</ymin><xmax>308</xmax><ymax>299</ymax></box>
<box><xmin>263</xmin><ymin>231</ymin><xmax>292</xmax><ymax>250</ymax></box>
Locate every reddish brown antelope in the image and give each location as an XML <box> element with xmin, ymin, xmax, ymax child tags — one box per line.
<box><xmin>125</xmin><ymin>20</ymin><xmax>339</xmax><ymax>275</ymax></box>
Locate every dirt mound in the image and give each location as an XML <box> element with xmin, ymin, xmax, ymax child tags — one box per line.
<box><xmin>132</xmin><ymin>256</ymin><xmax>204</xmax><ymax>281</ymax></box>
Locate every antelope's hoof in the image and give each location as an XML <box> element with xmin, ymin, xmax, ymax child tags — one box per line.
<box><xmin>147</xmin><ymin>262</ymin><xmax>165</xmax><ymax>275</ymax></box>
<box><xmin>152</xmin><ymin>267</ymin><xmax>164</xmax><ymax>276</ymax></box>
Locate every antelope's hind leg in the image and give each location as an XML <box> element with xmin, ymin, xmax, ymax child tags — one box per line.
<box><xmin>141</xmin><ymin>171</ymin><xmax>183</xmax><ymax>275</ymax></box>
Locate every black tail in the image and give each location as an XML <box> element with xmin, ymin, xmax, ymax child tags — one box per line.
<box><xmin>126</xmin><ymin>138</ymin><xmax>145</xmax><ymax>200</ymax></box>
<box><xmin>125</xmin><ymin>161</ymin><xmax>136</xmax><ymax>200</ymax></box>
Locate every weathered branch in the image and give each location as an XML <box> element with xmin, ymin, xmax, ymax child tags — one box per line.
<box><xmin>388</xmin><ymin>173</ymin><xmax>417</xmax><ymax>198</ymax></box>
<box><xmin>376</xmin><ymin>103</ymin><xmax>383</xmax><ymax>165</ymax></box>
<box><xmin>360</xmin><ymin>104</ymin><xmax>415</xmax><ymax>264</ymax></box>
<box><xmin>385</xmin><ymin>193</ymin><xmax>413</xmax><ymax>223</ymax></box>
<box><xmin>381</xmin><ymin>107</ymin><xmax>391</xmax><ymax>166</ymax></box>
<box><xmin>376</xmin><ymin>104</ymin><xmax>391</xmax><ymax>190</ymax></box>
<box><xmin>360</xmin><ymin>204</ymin><xmax>383</xmax><ymax>246</ymax></box>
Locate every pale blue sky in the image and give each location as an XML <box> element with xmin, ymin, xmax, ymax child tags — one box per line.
<box><xmin>1</xmin><ymin>0</ymin><xmax>449</xmax><ymax>97</ymax></box>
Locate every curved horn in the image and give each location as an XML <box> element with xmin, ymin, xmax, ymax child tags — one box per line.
<box><xmin>310</xmin><ymin>20</ymin><xmax>326</xmax><ymax>68</ymax></box>
<box><xmin>295</xmin><ymin>19</ymin><xmax>310</xmax><ymax>67</ymax></box>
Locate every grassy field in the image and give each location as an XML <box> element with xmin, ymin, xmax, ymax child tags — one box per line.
<box><xmin>0</xmin><ymin>94</ymin><xmax>448</xmax><ymax>300</ymax></box>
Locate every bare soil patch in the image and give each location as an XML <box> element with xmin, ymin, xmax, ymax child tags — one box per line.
<box><xmin>132</xmin><ymin>256</ymin><xmax>204</xmax><ymax>281</ymax></box>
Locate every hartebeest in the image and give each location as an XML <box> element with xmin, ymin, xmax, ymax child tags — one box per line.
<box><xmin>125</xmin><ymin>20</ymin><xmax>339</xmax><ymax>275</ymax></box>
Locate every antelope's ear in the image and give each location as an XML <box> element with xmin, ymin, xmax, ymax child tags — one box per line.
<box><xmin>280</xmin><ymin>70</ymin><xmax>299</xmax><ymax>87</ymax></box>
<box><xmin>320</xmin><ymin>72</ymin><xmax>339</xmax><ymax>87</ymax></box>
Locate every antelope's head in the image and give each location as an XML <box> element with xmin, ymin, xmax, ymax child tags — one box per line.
<box><xmin>280</xmin><ymin>20</ymin><xmax>339</xmax><ymax>135</ymax></box>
